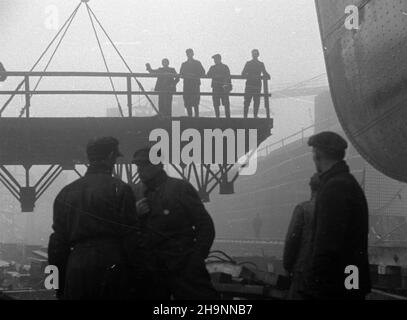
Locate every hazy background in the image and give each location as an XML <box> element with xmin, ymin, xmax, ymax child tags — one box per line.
<box><xmin>0</xmin><ymin>0</ymin><xmax>327</xmax><ymax>245</ymax></box>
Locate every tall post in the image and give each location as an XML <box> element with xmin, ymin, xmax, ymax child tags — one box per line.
<box><xmin>24</xmin><ymin>76</ymin><xmax>31</xmax><ymax>118</ymax></box>
<box><xmin>263</xmin><ymin>76</ymin><xmax>270</xmax><ymax>119</ymax></box>
<box><xmin>127</xmin><ymin>76</ymin><xmax>132</xmax><ymax>117</ymax></box>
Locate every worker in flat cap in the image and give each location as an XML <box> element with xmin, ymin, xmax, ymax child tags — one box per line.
<box><xmin>207</xmin><ymin>54</ymin><xmax>232</xmax><ymax>118</ymax></box>
<box><xmin>179</xmin><ymin>48</ymin><xmax>206</xmax><ymax>117</ymax></box>
<box><xmin>146</xmin><ymin>58</ymin><xmax>179</xmax><ymax>117</ymax></box>
<box><xmin>124</xmin><ymin>144</ymin><xmax>219</xmax><ymax>300</ymax></box>
<box><xmin>48</xmin><ymin>137</ymin><xmax>138</xmax><ymax>300</ymax></box>
<box><xmin>302</xmin><ymin>131</ymin><xmax>371</xmax><ymax>300</ymax></box>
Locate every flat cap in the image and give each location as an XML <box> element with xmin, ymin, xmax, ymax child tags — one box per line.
<box><xmin>212</xmin><ymin>54</ymin><xmax>221</xmax><ymax>60</ymax></box>
<box><xmin>133</xmin><ymin>143</ymin><xmax>163</xmax><ymax>163</ymax></box>
<box><xmin>86</xmin><ymin>137</ymin><xmax>122</xmax><ymax>160</ymax></box>
<box><xmin>308</xmin><ymin>131</ymin><xmax>348</xmax><ymax>153</ymax></box>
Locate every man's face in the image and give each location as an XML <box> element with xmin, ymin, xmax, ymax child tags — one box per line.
<box><xmin>312</xmin><ymin>148</ymin><xmax>323</xmax><ymax>173</ymax></box>
<box><xmin>252</xmin><ymin>50</ymin><xmax>260</xmax><ymax>59</ymax></box>
<box><xmin>186</xmin><ymin>50</ymin><xmax>194</xmax><ymax>59</ymax></box>
<box><xmin>213</xmin><ymin>57</ymin><xmax>221</xmax><ymax>64</ymax></box>
<box><xmin>134</xmin><ymin>159</ymin><xmax>162</xmax><ymax>183</ymax></box>
<box><xmin>162</xmin><ymin>59</ymin><xmax>169</xmax><ymax>67</ymax></box>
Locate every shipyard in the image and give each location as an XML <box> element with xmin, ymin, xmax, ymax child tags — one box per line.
<box><xmin>0</xmin><ymin>0</ymin><xmax>407</xmax><ymax>305</ymax></box>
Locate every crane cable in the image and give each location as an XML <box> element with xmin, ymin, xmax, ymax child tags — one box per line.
<box><xmin>0</xmin><ymin>2</ymin><xmax>82</xmax><ymax>117</ymax></box>
<box><xmin>85</xmin><ymin>4</ymin><xmax>124</xmax><ymax>117</ymax></box>
<box><xmin>85</xmin><ymin>3</ymin><xmax>160</xmax><ymax>116</ymax></box>
<box><xmin>18</xmin><ymin>3</ymin><xmax>82</xmax><ymax>117</ymax></box>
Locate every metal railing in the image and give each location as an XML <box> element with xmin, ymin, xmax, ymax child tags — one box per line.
<box><xmin>0</xmin><ymin>71</ymin><xmax>271</xmax><ymax>118</ymax></box>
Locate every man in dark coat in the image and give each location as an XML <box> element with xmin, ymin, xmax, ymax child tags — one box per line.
<box><xmin>242</xmin><ymin>49</ymin><xmax>270</xmax><ymax>118</ymax></box>
<box><xmin>48</xmin><ymin>137</ymin><xmax>137</xmax><ymax>300</ymax></box>
<box><xmin>146</xmin><ymin>58</ymin><xmax>179</xmax><ymax>117</ymax></box>
<box><xmin>127</xmin><ymin>146</ymin><xmax>219</xmax><ymax>300</ymax></box>
<box><xmin>179</xmin><ymin>48</ymin><xmax>206</xmax><ymax>118</ymax></box>
<box><xmin>283</xmin><ymin>173</ymin><xmax>320</xmax><ymax>300</ymax></box>
<box><xmin>207</xmin><ymin>54</ymin><xmax>232</xmax><ymax>118</ymax></box>
<box><xmin>304</xmin><ymin>132</ymin><xmax>371</xmax><ymax>300</ymax></box>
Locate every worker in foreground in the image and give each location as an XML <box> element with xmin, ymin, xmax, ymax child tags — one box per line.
<box><xmin>48</xmin><ymin>137</ymin><xmax>137</xmax><ymax>300</ymax></box>
<box><xmin>283</xmin><ymin>173</ymin><xmax>320</xmax><ymax>300</ymax></box>
<box><xmin>303</xmin><ymin>132</ymin><xmax>371</xmax><ymax>300</ymax></box>
<box><xmin>127</xmin><ymin>145</ymin><xmax>219</xmax><ymax>300</ymax></box>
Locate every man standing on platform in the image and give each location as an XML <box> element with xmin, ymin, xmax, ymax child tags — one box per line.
<box><xmin>207</xmin><ymin>54</ymin><xmax>232</xmax><ymax>118</ymax></box>
<box><xmin>242</xmin><ymin>49</ymin><xmax>270</xmax><ymax>118</ymax></box>
<box><xmin>146</xmin><ymin>59</ymin><xmax>179</xmax><ymax>117</ymax></box>
<box><xmin>179</xmin><ymin>48</ymin><xmax>206</xmax><ymax>118</ymax></box>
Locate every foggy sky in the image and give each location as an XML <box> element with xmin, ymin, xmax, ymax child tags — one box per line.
<box><xmin>0</xmin><ymin>0</ymin><xmax>325</xmax><ymax>123</ymax></box>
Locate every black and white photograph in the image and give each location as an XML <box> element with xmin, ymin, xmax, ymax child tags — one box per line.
<box><xmin>0</xmin><ymin>0</ymin><xmax>406</xmax><ymax>308</ymax></box>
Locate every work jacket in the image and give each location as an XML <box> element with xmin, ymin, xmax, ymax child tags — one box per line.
<box><xmin>48</xmin><ymin>164</ymin><xmax>137</xmax><ymax>299</ymax></box>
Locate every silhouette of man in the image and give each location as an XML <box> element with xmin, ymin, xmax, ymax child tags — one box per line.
<box><xmin>128</xmin><ymin>146</ymin><xmax>219</xmax><ymax>300</ymax></box>
<box><xmin>304</xmin><ymin>132</ymin><xmax>371</xmax><ymax>300</ymax></box>
<box><xmin>48</xmin><ymin>137</ymin><xmax>137</xmax><ymax>300</ymax></box>
<box><xmin>242</xmin><ymin>49</ymin><xmax>270</xmax><ymax>118</ymax></box>
<box><xmin>283</xmin><ymin>173</ymin><xmax>320</xmax><ymax>300</ymax></box>
<box><xmin>146</xmin><ymin>59</ymin><xmax>179</xmax><ymax>117</ymax></box>
<box><xmin>207</xmin><ymin>54</ymin><xmax>232</xmax><ymax>118</ymax></box>
<box><xmin>179</xmin><ymin>49</ymin><xmax>205</xmax><ymax>117</ymax></box>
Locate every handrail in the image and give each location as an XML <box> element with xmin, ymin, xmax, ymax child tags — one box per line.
<box><xmin>257</xmin><ymin>116</ymin><xmax>338</xmax><ymax>156</ymax></box>
<box><xmin>258</xmin><ymin>124</ymin><xmax>315</xmax><ymax>155</ymax></box>
<box><xmin>0</xmin><ymin>90</ymin><xmax>271</xmax><ymax>97</ymax></box>
<box><xmin>0</xmin><ymin>71</ymin><xmax>270</xmax><ymax>80</ymax></box>
<box><xmin>0</xmin><ymin>71</ymin><xmax>271</xmax><ymax>118</ymax></box>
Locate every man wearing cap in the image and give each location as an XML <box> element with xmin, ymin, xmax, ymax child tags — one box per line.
<box><xmin>242</xmin><ymin>49</ymin><xmax>270</xmax><ymax>118</ymax></box>
<box><xmin>304</xmin><ymin>132</ymin><xmax>371</xmax><ymax>300</ymax></box>
<box><xmin>48</xmin><ymin>137</ymin><xmax>138</xmax><ymax>300</ymax></box>
<box><xmin>179</xmin><ymin>49</ymin><xmax>206</xmax><ymax>117</ymax></box>
<box><xmin>126</xmin><ymin>146</ymin><xmax>219</xmax><ymax>300</ymax></box>
<box><xmin>146</xmin><ymin>58</ymin><xmax>179</xmax><ymax>117</ymax></box>
<box><xmin>207</xmin><ymin>54</ymin><xmax>232</xmax><ymax>118</ymax></box>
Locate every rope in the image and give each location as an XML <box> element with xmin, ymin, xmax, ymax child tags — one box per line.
<box><xmin>0</xmin><ymin>2</ymin><xmax>82</xmax><ymax>116</ymax></box>
<box><xmin>86</xmin><ymin>4</ymin><xmax>160</xmax><ymax>116</ymax></box>
<box><xmin>85</xmin><ymin>4</ymin><xmax>124</xmax><ymax>117</ymax></box>
<box><xmin>18</xmin><ymin>3</ymin><xmax>81</xmax><ymax>117</ymax></box>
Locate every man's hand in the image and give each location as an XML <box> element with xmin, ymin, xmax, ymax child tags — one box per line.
<box><xmin>145</xmin><ymin>63</ymin><xmax>151</xmax><ymax>71</ymax></box>
<box><xmin>136</xmin><ymin>198</ymin><xmax>150</xmax><ymax>216</ymax></box>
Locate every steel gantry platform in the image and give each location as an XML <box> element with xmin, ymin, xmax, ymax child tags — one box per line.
<box><xmin>0</xmin><ymin>1</ymin><xmax>273</xmax><ymax>212</ymax></box>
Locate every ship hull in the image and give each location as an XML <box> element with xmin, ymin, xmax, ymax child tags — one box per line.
<box><xmin>315</xmin><ymin>0</ymin><xmax>407</xmax><ymax>182</ymax></box>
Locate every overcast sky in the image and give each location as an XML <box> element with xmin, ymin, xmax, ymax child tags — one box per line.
<box><xmin>0</xmin><ymin>0</ymin><xmax>326</xmax><ymax>119</ymax></box>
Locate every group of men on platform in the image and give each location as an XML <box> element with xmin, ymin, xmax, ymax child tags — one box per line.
<box><xmin>146</xmin><ymin>48</ymin><xmax>270</xmax><ymax>118</ymax></box>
